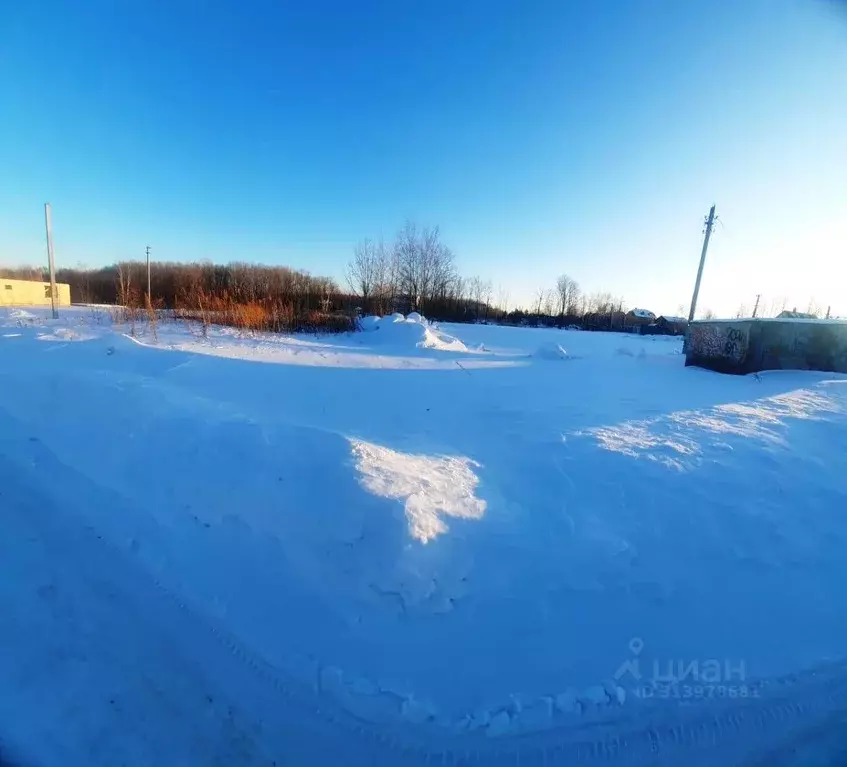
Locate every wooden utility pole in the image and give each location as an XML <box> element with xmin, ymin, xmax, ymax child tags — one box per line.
<box><xmin>752</xmin><ymin>294</ymin><xmax>761</xmax><ymax>318</ymax></box>
<box><xmin>44</xmin><ymin>203</ymin><xmax>58</xmax><ymax>319</ymax></box>
<box><xmin>688</xmin><ymin>205</ymin><xmax>716</xmax><ymax>322</ymax></box>
<box><xmin>146</xmin><ymin>245</ymin><xmax>151</xmax><ymax>301</ymax></box>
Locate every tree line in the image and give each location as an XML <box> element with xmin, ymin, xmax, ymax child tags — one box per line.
<box><xmin>1</xmin><ymin>261</ymin><xmax>352</xmax><ymax>333</ymax></box>
<box><xmin>0</xmin><ymin>225</ymin><xmax>631</xmax><ymax>332</ymax></box>
<box><xmin>346</xmin><ymin>221</ymin><xmax>478</xmax><ymax>320</ymax></box>
<box><xmin>17</xmin><ymin>219</ymin><xmax>793</xmax><ymax>332</ymax></box>
<box><xmin>345</xmin><ymin>223</ymin><xmax>632</xmax><ymax>328</ymax></box>
<box><xmin>5</xmin><ymin>218</ymin><xmax>833</xmax><ymax>331</ymax></box>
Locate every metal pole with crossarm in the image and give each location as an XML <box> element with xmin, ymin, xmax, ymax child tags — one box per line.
<box><xmin>688</xmin><ymin>205</ymin><xmax>716</xmax><ymax>323</ymax></box>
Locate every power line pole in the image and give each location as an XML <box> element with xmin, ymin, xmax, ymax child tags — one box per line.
<box><xmin>688</xmin><ymin>204</ymin><xmax>716</xmax><ymax>323</ymax></box>
<box><xmin>146</xmin><ymin>245</ymin><xmax>151</xmax><ymax>301</ymax></box>
<box><xmin>44</xmin><ymin>202</ymin><xmax>58</xmax><ymax>319</ymax></box>
<box><xmin>752</xmin><ymin>294</ymin><xmax>761</xmax><ymax>318</ymax></box>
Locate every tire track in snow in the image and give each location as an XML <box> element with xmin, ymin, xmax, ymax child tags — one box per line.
<box><xmin>4</xmin><ymin>411</ymin><xmax>847</xmax><ymax>766</ymax></box>
<box><xmin>109</xmin><ymin>535</ymin><xmax>847</xmax><ymax>765</ymax></box>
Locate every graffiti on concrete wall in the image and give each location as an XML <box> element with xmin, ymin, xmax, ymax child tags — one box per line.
<box><xmin>689</xmin><ymin>323</ymin><xmax>749</xmax><ymax>362</ymax></box>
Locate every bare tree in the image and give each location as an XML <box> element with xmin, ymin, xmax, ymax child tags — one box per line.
<box><xmin>451</xmin><ymin>275</ymin><xmax>466</xmax><ymax>316</ymax></box>
<box><xmin>566</xmin><ymin>283</ymin><xmax>582</xmax><ymax>316</ymax></box>
<box><xmin>347</xmin><ymin>239</ymin><xmax>389</xmax><ymax>315</ymax></box>
<box><xmin>587</xmin><ymin>291</ymin><xmax>614</xmax><ymax>315</ymax></box>
<box><xmin>701</xmin><ymin>308</ymin><xmax>717</xmax><ymax>320</ymax></box>
<box><xmin>466</xmin><ymin>276</ymin><xmax>480</xmax><ymax>318</ymax></box>
<box><xmin>735</xmin><ymin>304</ymin><xmax>748</xmax><ymax>319</ymax></box>
<box><xmin>495</xmin><ymin>284</ymin><xmax>510</xmax><ymax>313</ymax></box>
<box><xmin>116</xmin><ymin>262</ymin><xmax>132</xmax><ymax>307</ymax></box>
<box><xmin>395</xmin><ymin>221</ymin><xmax>420</xmax><ymax>311</ymax></box>
<box><xmin>534</xmin><ymin>287</ymin><xmax>545</xmax><ymax>315</ymax></box>
<box><xmin>467</xmin><ymin>276</ymin><xmax>491</xmax><ymax>320</ymax></box>
<box><xmin>393</xmin><ymin>221</ymin><xmax>456</xmax><ymax>314</ymax></box>
<box><xmin>481</xmin><ymin>280</ymin><xmax>493</xmax><ymax>319</ymax></box>
<box><xmin>379</xmin><ymin>245</ymin><xmax>399</xmax><ymax>315</ymax></box>
<box><xmin>555</xmin><ymin>274</ymin><xmax>580</xmax><ymax>317</ymax></box>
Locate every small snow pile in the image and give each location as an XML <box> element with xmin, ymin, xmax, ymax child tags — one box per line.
<box><xmin>7</xmin><ymin>309</ymin><xmax>36</xmax><ymax>320</ymax></box>
<box><xmin>36</xmin><ymin>327</ymin><xmax>97</xmax><ymax>343</ymax></box>
<box><xmin>534</xmin><ymin>342</ymin><xmax>574</xmax><ymax>361</ymax></box>
<box><xmin>359</xmin><ymin>314</ymin><xmax>467</xmax><ymax>352</ymax></box>
<box><xmin>358</xmin><ymin>315</ymin><xmax>382</xmax><ymax>331</ymax></box>
<box><xmin>420</xmin><ymin>325</ymin><xmax>467</xmax><ymax>352</ymax></box>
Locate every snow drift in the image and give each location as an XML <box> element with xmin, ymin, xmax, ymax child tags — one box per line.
<box><xmin>7</xmin><ymin>308</ymin><xmax>36</xmax><ymax>320</ymax></box>
<box><xmin>358</xmin><ymin>313</ymin><xmax>467</xmax><ymax>352</ymax></box>
<box><xmin>533</xmin><ymin>342</ymin><xmax>575</xmax><ymax>361</ymax></box>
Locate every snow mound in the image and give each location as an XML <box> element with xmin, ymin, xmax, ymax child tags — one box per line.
<box><xmin>8</xmin><ymin>309</ymin><xmax>36</xmax><ymax>320</ymax></box>
<box><xmin>36</xmin><ymin>328</ymin><xmax>97</xmax><ymax>343</ymax></box>
<box><xmin>420</xmin><ymin>326</ymin><xmax>467</xmax><ymax>352</ymax></box>
<box><xmin>361</xmin><ymin>316</ymin><xmax>467</xmax><ymax>352</ymax></box>
<box><xmin>534</xmin><ymin>342</ymin><xmax>574</xmax><ymax>361</ymax></box>
<box><xmin>358</xmin><ymin>315</ymin><xmax>382</xmax><ymax>331</ymax></box>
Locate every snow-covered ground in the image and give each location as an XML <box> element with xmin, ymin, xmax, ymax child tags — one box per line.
<box><xmin>2</xmin><ymin>306</ymin><xmax>847</xmax><ymax>766</ymax></box>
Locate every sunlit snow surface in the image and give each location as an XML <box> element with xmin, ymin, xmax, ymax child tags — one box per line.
<box><xmin>351</xmin><ymin>439</ymin><xmax>486</xmax><ymax>543</ymax></box>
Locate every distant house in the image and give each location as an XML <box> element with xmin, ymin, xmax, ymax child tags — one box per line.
<box><xmin>654</xmin><ymin>315</ymin><xmax>689</xmax><ymax>335</ymax></box>
<box><xmin>624</xmin><ymin>308</ymin><xmax>655</xmax><ymax>331</ymax></box>
<box><xmin>777</xmin><ymin>309</ymin><xmax>817</xmax><ymax>320</ymax></box>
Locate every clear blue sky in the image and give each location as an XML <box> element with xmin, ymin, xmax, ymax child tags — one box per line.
<box><xmin>2</xmin><ymin>0</ymin><xmax>845</xmax><ymax>316</ymax></box>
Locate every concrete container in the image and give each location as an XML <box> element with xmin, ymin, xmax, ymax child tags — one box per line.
<box><xmin>0</xmin><ymin>278</ymin><xmax>71</xmax><ymax>307</ymax></box>
<box><xmin>685</xmin><ymin>318</ymin><xmax>847</xmax><ymax>375</ymax></box>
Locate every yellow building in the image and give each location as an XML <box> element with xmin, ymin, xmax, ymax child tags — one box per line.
<box><xmin>0</xmin><ymin>278</ymin><xmax>71</xmax><ymax>307</ymax></box>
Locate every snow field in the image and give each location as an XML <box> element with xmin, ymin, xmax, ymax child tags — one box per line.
<box><xmin>2</xmin><ymin>306</ymin><xmax>847</xmax><ymax>764</ymax></box>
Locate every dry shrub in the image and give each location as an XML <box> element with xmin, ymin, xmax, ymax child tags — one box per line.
<box><xmin>172</xmin><ymin>286</ymin><xmax>354</xmax><ymax>336</ymax></box>
<box><xmin>145</xmin><ymin>294</ymin><xmax>165</xmax><ymax>342</ymax></box>
<box><xmin>232</xmin><ymin>301</ymin><xmax>269</xmax><ymax>331</ymax></box>
<box><xmin>304</xmin><ymin>311</ymin><xmax>356</xmax><ymax>334</ymax></box>
<box><xmin>270</xmin><ymin>301</ymin><xmax>296</xmax><ymax>333</ymax></box>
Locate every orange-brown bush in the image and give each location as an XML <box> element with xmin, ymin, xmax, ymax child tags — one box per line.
<box><xmin>173</xmin><ymin>287</ymin><xmax>355</xmax><ymax>335</ymax></box>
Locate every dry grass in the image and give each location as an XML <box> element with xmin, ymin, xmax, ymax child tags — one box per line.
<box><xmin>173</xmin><ymin>289</ymin><xmax>355</xmax><ymax>336</ymax></box>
